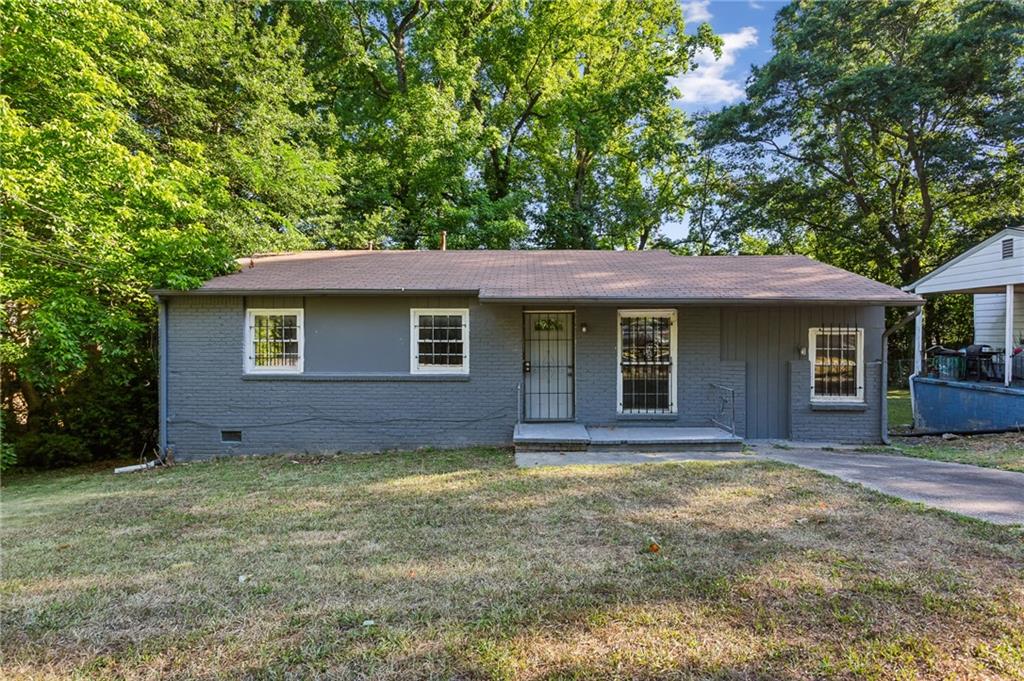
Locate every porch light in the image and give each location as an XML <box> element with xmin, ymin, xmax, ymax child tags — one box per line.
<box><xmin>580</xmin><ymin>322</ymin><xmax>589</xmax><ymax>334</ymax></box>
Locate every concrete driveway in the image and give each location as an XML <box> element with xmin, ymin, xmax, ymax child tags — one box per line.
<box><xmin>753</xmin><ymin>445</ymin><xmax>1024</xmax><ymax>526</ymax></box>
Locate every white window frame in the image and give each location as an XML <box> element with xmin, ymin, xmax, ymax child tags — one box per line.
<box><xmin>616</xmin><ymin>309</ymin><xmax>678</xmax><ymax>414</ymax></box>
<box><xmin>244</xmin><ymin>308</ymin><xmax>304</xmax><ymax>374</ymax></box>
<box><xmin>809</xmin><ymin>327</ymin><xmax>864</xmax><ymax>403</ymax></box>
<box><xmin>410</xmin><ymin>308</ymin><xmax>470</xmax><ymax>375</ymax></box>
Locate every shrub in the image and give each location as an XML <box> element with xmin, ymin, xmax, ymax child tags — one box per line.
<box><xmin>0</xmin><ymin>422</ymin><xmax>15</xmax><ymax>472</ymax></box>
<box><xmin>13</xmin><ymin>433</ymin><xmax>91</xmax><ymax>469</ymax></box>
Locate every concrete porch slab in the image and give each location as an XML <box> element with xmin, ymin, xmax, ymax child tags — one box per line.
<box><xmin>587</xmin><ymin>426</ymin><xmax>741</xmax><ymax>445</ymax></box>
<box><xmin>513</xmin><ymin>423</ymin><xmax>743</xmax><ymax>454</ymax></box>
<box><xmin>513</xmin><ymin>422</ymin><xmax>590</xmax><ymax>444</ymax></box>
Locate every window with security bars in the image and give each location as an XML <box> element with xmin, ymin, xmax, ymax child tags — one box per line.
<box><xmin>618</xmin><ymin>311</ymin><xmax>676</xmax><ymax>414</ymax></box>
<box><xmin>246</xmin><ymin>309</ymin><xmax>303</xmax><ymax>373</ymax></box>
<box><xmin>809</xmin><ymin>327</ymin><xmax>864</xmax><ymax>401</ymax></box>
<box><xmin>411</xmin><ymin>309</ymin><xmax>469</xmax><ymax>373</ymax></box>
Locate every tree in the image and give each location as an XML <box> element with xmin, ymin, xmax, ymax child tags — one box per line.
<box><xmin>594</xmin><ymin>103</ymin><xmax>691</xmax><ymax>250</ymax></box>
<box><xmin>130</xmin><ymin>0</ymin><xmax>340</xmax><ymax>254</ymax></box>
<box><xmin>290</xmin><ymin>0</ymin><xmax>497</xmax><ymax>250</ymax></box>
<box><xmin>293</xmin><ymin>0</ymin><xmax>717</xmax><ymax>250</ymax></box>
<box><xmin>704</xmin><ymin>0</ymin><xmax>1024</xmax><ymax>286</ymax></box>
<box><xmin>530</xmin><ymin>0</ymin><xmax>717</xmax><ymax>249</ymax></box>
<box><xmin>0</xmin><ymin>0</ymin><xmax>334</xmax><ymax>464</ymax></box>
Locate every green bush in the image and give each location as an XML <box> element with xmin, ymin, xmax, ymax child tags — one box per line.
<box><xmin>13</xmin><ymin>433</ymin><xmax>91</xmax><ymax>469</ymax></box>
<box><xmin>0</xmin><ymin>422</ymin><xmax>15</xmax><ymax>472</ymax></box>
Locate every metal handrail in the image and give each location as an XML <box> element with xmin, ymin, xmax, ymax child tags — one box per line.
<box><xmin>708</xmin><ymin>382</ymin><xmax>736</xmax><ymax>435</ymax></box>
<box><xmin>516</xmin><ymin>382</ymin><xmax>523</xmax><ymax>424</ymax></box>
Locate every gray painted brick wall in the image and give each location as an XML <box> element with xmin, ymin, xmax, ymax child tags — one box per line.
<box><xmin>789</xmin><ymin>360</ymin><xmax>882</xmax><ymax>442</ymax></box>
<box><xmin>721</xmin><ymin>305</ymin><xmax>885</xmax><ymax>440</ymax></box>
<box><xmin>166</xmin><ymin>296</ymin><xmax>522</xmax><ymax>459</ymax></box>
<box><xmin>573</xmin><ymin>306</ymin><xmax>744</xmax><ymax>428</ymax></box>
<box><xmin>164</xmin><ymin>296</ymin><xmax>883</xmax><ymax>459</ymax></box>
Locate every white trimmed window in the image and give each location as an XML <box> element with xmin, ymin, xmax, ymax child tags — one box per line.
<box><xmin>411</xmin><ymin>308</ymin><xmax>469</xmax><ymax>374</ymax></box>
<box><xmin>617</xmin><ymin>309</ymin><xmax>677</xmax><ymax>414</ymax></box>
<box><xmin>809</xmin><ymin>327</ymin><xmax>864</xmax><ymax>402</ymax></box>
<box><xmin>245</xmin><ymin>308</ymin><xmax>304</xmax><ymax>373</ymax></box>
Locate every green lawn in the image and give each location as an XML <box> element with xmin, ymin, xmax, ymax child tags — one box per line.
<box><xmin>887</xmin><ymin>389</ymin><xmax>912</xmax><ymax>429</ymax></box>
<box><xmin>892</xmin><ymin>433</ymin><xmax>1024</xmax><ymax>473</ymax></box>
<box><xmin>3</xmin><ymin>449</ymin><xmax>1023</xmax><ymax>679</ymax></box>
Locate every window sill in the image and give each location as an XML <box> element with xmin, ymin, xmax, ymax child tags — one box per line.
<box><xmin>809</xmin><ymin>401</ymin><xmax>867</xmax><ymax>412</ymax></box>
<box><xmin>616</xmin><ymin>413</ymin><xmax>678</xmax><ymax>421</ymax></box>
<box><xmin>242</xmin><ymin>372</ymin><xmax>471</xmax><ymax>383</ymax></box>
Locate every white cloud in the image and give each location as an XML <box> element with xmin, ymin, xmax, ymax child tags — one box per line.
<box><xmin>749</xmin><ymin>0</ymin><xmax>764</xmax><ymax>9</ymax></box>
<box><xmin>680</xmin><ymin>0</ymin><xmax>713</xmax><ymax>24</ymax></box>
<box><xmin>671</xmin><ymin>26</ymin><xmax>758</xmax><ymax>107</ymax></box>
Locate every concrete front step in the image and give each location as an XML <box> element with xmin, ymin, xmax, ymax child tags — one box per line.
<box><xmin>513</xmin><ymin>423</ymin><xmax>742</xmax><ymax>453</ymax></box>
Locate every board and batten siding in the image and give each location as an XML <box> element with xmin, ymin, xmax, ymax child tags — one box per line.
<box><xmin>974</xmin><ymin>291</ymin><xmax>1024</xmax><ymax>349</ymax></box>
<box><xmin>720</xmin><ymin>306</ymin><xmax>885</xmax><ymax>441</ymax></box>
<box><xmin>913</xmin><ymin>228</ymin><xmax>1024</xmax><ymax>295</ymax></box>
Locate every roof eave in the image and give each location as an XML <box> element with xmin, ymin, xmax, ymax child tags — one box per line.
<box><xmin>150</xmin><ymin>290</ymin><xmax>923</xmax><ymax>307</ymax></box>
<box><xmin>150</xmin><ymin>288</ymin><xmax>481</xmax><ymax>298</ymax></box>
<box><xmin>479</xmin><ymin>295</ymin><xmax>924</xmax><ymax>306</ymax></box>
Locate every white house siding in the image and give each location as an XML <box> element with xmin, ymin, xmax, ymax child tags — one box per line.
<box><xmin>974</xmin><ymin>291</ymin><xmax>1024</xmax><ymax>349</ymax></box>
<box><xmin>913</xmin><ymin>229</ymin><xmax>1024</xmax><ymax>295</ymax></box>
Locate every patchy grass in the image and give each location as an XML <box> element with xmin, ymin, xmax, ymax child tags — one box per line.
<box><xmin>887</xmin><ymin>389</ymin><xmax>912</xmax><ymax>429</ymax></box>
<box><xmin>892</xmin><ymin>433</ymin><xmax>1024</xmax><ymax>473</ymax></box>
<box><xmin>3</xmin><ymin>449</ymin><xmax>1024</xmax><ymax>679</ymax></box>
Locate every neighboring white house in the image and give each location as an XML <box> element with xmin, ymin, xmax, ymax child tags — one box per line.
<box><xmin>905</xmin><ymin>226</ymin><xmax>1024</xmax><ymax>386</ymax></box>
<box><xmin>903</xmin><ymin>227</ymin><xmax>1024</xmax><ymax>433</ymax></box>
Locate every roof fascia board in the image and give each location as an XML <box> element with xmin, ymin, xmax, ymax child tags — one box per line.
<box><xmin>150</xmin><ymin>288</ymin><xmax>481</xmax><ymax>297</ymax></box>
<box><xmin>479</xmin><ymin>296</ymin><xmax>923</xmax><ymax>306</ymax></box>
<box><xmin>151</xmin><ymin>289</ymin><xmax>922</xmax><ymax>306</ymax></box>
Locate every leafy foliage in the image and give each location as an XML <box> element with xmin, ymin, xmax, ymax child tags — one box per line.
<box><xmin>293</xmin><ymin>0</ymin><xmax>717</xmax><ymax>250</ymax></box>
<box><xmin>0</xmin><ymin>0</ymin><xmax>333</xmax><ymax>464</ymax></box>
<box><xmin>702</xmin><ymin>0</ymin><xmax>1024</xmax><ymax>346</ymax></box>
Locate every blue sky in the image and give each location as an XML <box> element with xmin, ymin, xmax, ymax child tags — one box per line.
<box><xmin>672</xmin><ymin>0</ymin><xmax>784</xmax><ymax>115</ymax></box>
<box><xmin>660</xmin><ymin>0</ymin><xmax>783</xmax><ymax>241</ymax></box>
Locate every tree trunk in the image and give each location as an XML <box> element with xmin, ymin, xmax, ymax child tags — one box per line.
<box><xmin>569</xmin><ymin>130</ymin><xmax>594</xmax><ymax>248</ymax></box>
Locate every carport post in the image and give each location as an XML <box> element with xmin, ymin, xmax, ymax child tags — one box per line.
<box><xmin>1006</xmin><ymin>284</ymin><xmax>1015</xmax><ymax>387</ymax></box>
<box><xmin>910</xmin><ymin>305</ymin><xmax>924</xmax><ymax>429</ymax></box>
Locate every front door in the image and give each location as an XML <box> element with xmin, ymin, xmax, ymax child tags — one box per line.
<box><xmin>523</xmin><ymin>311</ymin><xmax>575</xmax><ymax>421</ymax></box>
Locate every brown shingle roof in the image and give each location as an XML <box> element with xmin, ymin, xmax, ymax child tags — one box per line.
<box><xmin>157</xmin><ymin>250</ymin><xmax>921</xmax><ymax>305</ymax></box>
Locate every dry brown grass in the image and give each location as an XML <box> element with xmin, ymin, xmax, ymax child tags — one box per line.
<box><xmin>2</xmin><ymin>448</ymin><xmax>1023</xmax><ymax>679</ymax></box>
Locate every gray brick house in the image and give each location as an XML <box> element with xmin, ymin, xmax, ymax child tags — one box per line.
<box><xmin>153</xmin><ymin>250</ymin><xmax>921</xmax><ymax>460</ymax></box>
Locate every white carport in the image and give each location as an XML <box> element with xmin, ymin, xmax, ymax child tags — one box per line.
<box><xmin>905</xmin><ymin>227</ymin><xmax>1024</xmax><ymax>388</ymax></box>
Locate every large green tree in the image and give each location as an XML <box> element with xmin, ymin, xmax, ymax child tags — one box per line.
<box><xmin>0</xmin><ymin>0</ymin><xmax>334</xmax><ymax>465</ymax></box>
<box><xmin>293</xmin><ymin>0</ymin><xmax>717</xmax><ymax>250</ymax></box>
<box><xmin>704</xmin><ymin>0</ymin><xmax>1024</xmax><ymax>286</ymax></box>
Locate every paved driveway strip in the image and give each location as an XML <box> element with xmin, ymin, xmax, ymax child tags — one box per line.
<box><xmin>755</xmin><ymin>446</ymin><xmax>1024</xmax><ymax>525</ymax></box>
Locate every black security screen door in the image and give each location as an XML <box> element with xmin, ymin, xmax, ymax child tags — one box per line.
<box><xmin>619</xmin><ymin>312</ymin><xmax>675</xmax><ymax>414</ymax></box>
<box><xmin>523</xmin><ymin>311</ymin><xmax>575</xmax><ymax>421</ymax></box>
